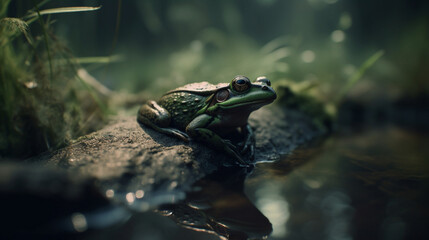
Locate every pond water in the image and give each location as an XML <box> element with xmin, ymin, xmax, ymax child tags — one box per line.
<box><xmin>83</xmin><ymin>125</ymin><xmax>428</xmax><ymax>240</ymax></box>
<box><xmin>245</xmin><ymin>126</ymin><xmax>429</xmax><ymax>240</ymax></box>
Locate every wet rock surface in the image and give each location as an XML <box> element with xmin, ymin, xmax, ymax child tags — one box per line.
<box><xmin>32</xmin><ymin>106</ymin><xmax>325</xmax><ymax>197</ymax></box>
<box><xmin>0</xmin><ymin>105</ymin><xmax>327</xmax><ymax>235</ymax></box>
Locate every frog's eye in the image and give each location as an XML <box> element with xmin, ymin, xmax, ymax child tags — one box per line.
<box><xmin>255</xmin><ymin>76</ymin><xmax>271</xmax><ymax>86</ymax></box>
<box><xmin>215</xmin><ymin>89</ymin><xmax>229</xmax><ymax>102</ymax></box>
<box><xmin>232</xmin><ymin>75</ymin><xmax>251</xmax><ymax>92</ymax></box>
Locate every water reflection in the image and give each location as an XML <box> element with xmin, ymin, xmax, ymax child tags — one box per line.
<box><xmin>71</xmin><ymin>213</ymin><xmax>88</xmax><ymax>232</ymax></box>
<box><xmin>4</xmin><ymin>126</ymin><xmax>427</xmax><ymax>239</ymax></box>
<box><xmin>245</xmin><ymin>126</ymin><xmax>429</xmax><ymax>240</ymax></box>
<box><xmin>157</xmin><ymin>167</ymin><xmax>272</xmax><ymax>240</ymax></box>
<box><xmin>255</xmin><ymin>183</ymin><xmax>290</xmax><ymax>238</ymax></box>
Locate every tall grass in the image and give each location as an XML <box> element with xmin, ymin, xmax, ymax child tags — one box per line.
<box><xmin>0</xmin><ymin>1</ymin><xmax>106</xmax><ymax>158</ymax></box>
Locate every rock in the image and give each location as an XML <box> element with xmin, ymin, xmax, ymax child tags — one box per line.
<box><xmin>33</xmin><ymin>106</ymin><xmax>325</xmax><ymax>206</ymax></box>
<box><xmin>1</xmin><ymin>105</ymin><xmax>326</xmax><ymax>235</ymax></box>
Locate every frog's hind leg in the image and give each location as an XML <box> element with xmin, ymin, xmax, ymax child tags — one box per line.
<box><xmin>185</xmin><ymin>114</ymin><xmax>248</xmax><ymax>165</ymax></box>
<box><xmin>137</xmin><ymin>101</ymin><xmax>190</xmax><ymax>142</ymax></box>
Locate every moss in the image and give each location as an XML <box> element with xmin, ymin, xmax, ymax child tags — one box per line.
<box><xmin>274</xmin><ymin>82</ymin><xmax>333</xmax><ymax>132</ymax></box>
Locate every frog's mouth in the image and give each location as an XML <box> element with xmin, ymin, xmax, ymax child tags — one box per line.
<box><xmin>219</xmin><ymin>98</ymin><xmax>275</xmax><ymax>110</ymax></box>
<box><xmin>216</xmin><ymin>84</ymin><xmax>277</xmax><ymax>110</ymax></box>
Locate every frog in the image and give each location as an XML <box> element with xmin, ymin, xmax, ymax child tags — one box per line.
<box><xmin>137</xmin><ymin>75</ymin><xmax>276</xmax><ymax>165</ymax></box>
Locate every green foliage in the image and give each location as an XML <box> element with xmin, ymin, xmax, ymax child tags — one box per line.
<box><xmin>0</xmin><ymin>17</ymin><xmax>34</xmax><ymax>53</ymax></box>
<box><xmin>0</xmin><ymin>0</ymin><xmax>11</xmax><ymax>17</ymax></box>
<box><xmin>335</xmin><ymin>50</ymin><xmax>385</xmax><ymax>104</ymax></box>
<box><xmin>0</xmin><ymin>1</ymin><xmax>105</xmax><ymax>158</ymax></box>
<box><xmin>274</xmin><ymin>83</ymin><xmax>333</xmax><ymax>132</ymax></box>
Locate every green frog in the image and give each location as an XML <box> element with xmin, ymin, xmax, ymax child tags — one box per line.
<box><xmin>137</xmin><ymin>75</ymin><xmax>276</xmax><ymax>165</ymax></box>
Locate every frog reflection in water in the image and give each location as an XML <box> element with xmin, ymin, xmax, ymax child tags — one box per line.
<box><xmin>137</xmin><ymin>75</ymin><xmax>277</xmax><ymax>165</ymax></box>
<box><xmin>158</xmin><ymin>167</ymin><xmax>272</xmax><ymax>239</ymax></box>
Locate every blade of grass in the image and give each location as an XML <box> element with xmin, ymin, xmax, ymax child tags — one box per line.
<box><xmin>75</xmin><ymin>55</ymin><xmax>123</xmax><ymax>64</ymax></box>
<box><xmin>33</xmin><ymin>3</ymin><xmax>53</xmax><ymax>83</ymax></box>
<box><xmin>260</xmin><ymin>36</ymin><xmax>290</xmax><ymax>54</ymax></box>
<box><xmin>110</xmin><ymin>1</ymin><xmax>122</xmax><ymax>54</ymax></box>
<box><xmin>77</xmin><ymin>68</ymin><xmax>112</xmax><ymax>96</ymax></box>
<box><xmin>0</xmin><ymin>0</ymin><xmax>11</xmax><ymax>17</ymax></box>
<box><xmin>25</xmin><ymin>6</ymin><xmax>101</xmax><ymax>19</ymax></box>
<box><xmin>102</xmin><ymin>0</ymin><xmax>122</xmax><ymax>81</ymax></box>
<box><xmin>335</xmin><ymin>50</ymin><xmax>385</xmax><ymax>104</ymax></box>
<box><xmin>75</xmin><ymin>73</ymin><xmax>110</xmax><ymax>115</ymax></box>
<box><xmin>33</xmin><ymin>0</ymin><xmax>52</xmax><ymax>11</ymax></box>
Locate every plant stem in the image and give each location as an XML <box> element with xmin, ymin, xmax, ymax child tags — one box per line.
<box><xmin>335</xmin><ymin>50</ymin><xmax>385</xmax><ymax>104</ymax></box>
<box><xmin>34</xmin><ymin>3</ymin><xmax>53</xmax><ymax>83</ymax></box>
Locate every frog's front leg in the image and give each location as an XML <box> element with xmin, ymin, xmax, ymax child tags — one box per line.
<box><xmin>137</xmin><ymin>101</ymin><xmax>190</xmax><ymax>142</ymax></box>
<box><xmin>239</xmin><ymin>124</ymin><xmax>255</xmax><ymax>160</ymax></box>
<box><xmin>185</xmin><ymin>114</ymin><xmax>248</xmax><ymax>165</ymax></box>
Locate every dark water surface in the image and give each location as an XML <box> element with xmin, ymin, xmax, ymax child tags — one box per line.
<box><xmin>244</xmin><ymin>126</ymin><xmax>429</xmax><ymax>240</ymax></box>
<box><xmin>86</xmin><ymin>125</ymin><xmax>428</xmax><ymax>240</ymax></box>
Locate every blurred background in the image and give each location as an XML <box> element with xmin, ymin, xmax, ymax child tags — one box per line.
<box><xmin>2</xmin><ymin>0</ymin><xmax>429</xmax><ymax>239</ymax></box>
<box><xmin>10</xmin><ymin>0</ymin><xmax>428</xmax><ymax>99</ymax></box>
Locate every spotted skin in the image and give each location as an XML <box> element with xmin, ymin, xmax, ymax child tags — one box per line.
<box><xmin>159</xmin><ymin>92</ymin><xmax>206</xmax><ymax>130</ymax></box>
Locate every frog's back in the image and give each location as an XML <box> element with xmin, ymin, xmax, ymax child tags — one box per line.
<box><xmin>158</xmin><ymin>92</ymin><xmax>206</xmax><ymax>130</ymax></box>
<box><xmin>158</xmin><ymin>82</ymin><xmax>228</xmax><ymax>129</ymax></box>
<box><xmin>166</xmin><ymin>82</ymin><xmax>228</xmax><ymax>95</ymax></box>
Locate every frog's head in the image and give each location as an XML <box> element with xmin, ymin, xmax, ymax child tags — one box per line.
<box><xmin>208</xmin><ymin>75</ymin><xmax>277</xmax><ymax>112</ymax></box>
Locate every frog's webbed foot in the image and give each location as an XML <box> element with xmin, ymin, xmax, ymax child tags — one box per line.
<box><xmin>240</xmin><ymin>143</ymin><xmax>255</xmax><ymax>161</ymax></box>
<box><xmin>224</xmin><ymin>139</ymin><xmax>248</xmax><ymax>166</ymax></box>
<box><xmin>165</xmin><ymin>128</ymin><xmax>190</xmax><ymax>142</ymax></box>
<box><xmin>139</xmin><ymin>120</ymin><xmax>190</xmax><ymax>142</ymax></box>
